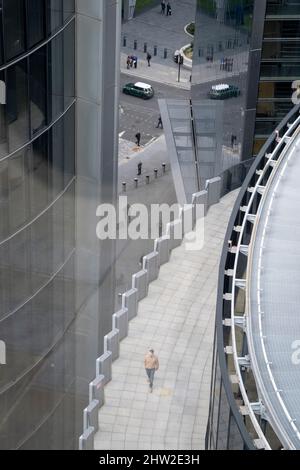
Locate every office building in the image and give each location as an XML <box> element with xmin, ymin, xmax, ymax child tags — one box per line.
<box><xmin>206</xmin><ymin>104</ymin><xmax>300</xmax><ymax>450</ymax></box>
<box><xmin>0</xmin><ymin>0</ymin><xmax>121</xmax><ymax>449</ymax></box>
<box><xmin>243</xmin><ymin>0</ymin><xmax>300</xmax><ymax>156</ymax></box>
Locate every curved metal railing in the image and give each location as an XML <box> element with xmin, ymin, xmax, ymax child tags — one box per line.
<box><xmin>212</xmin><ymin>104</ymin><xmax>300</xmax><ymax>450</ymax></box>
<box><xmin>246</xmin><ymin>119</ymin><xmax>300</xmax><ymax>449</ymax></box>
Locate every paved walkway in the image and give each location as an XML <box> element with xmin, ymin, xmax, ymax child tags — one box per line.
<box><xmin>120</xmin><ymin>0</ymin><xmax>250</xmax><ymax>88</ymax></box>
<box><xmin>118</xmin><ymin>135</ymin><xmax>171</xmax><ymax>192</ymax></box>
<box><xmin>122</xmin><ymin>0</ymin><xmax>196</xmax><ymax>61</ymax></box>
<box><xmin>121</xmin><ymin>0</ymin><xmax>195</xmax><ymax>88</ymax></box>
<box><xmin>94</xmin><ymin>190</ymin><xmax>238</xmax><ymax>450</ymax></box>
<box><xmin>120</xmin><ymin>55</ymin><xmax>192</xmax><ymax>89</ymax></box>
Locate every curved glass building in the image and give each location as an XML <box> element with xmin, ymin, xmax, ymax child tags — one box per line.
<box><xmin>206</xmin><ymin>104</ymin><xmax>300</xmax><ymax>450</ymax></box>
<box><xmin>0</xmin><ymin>0</ymin><xmax>121</xmax><ymax>449</ymax></box>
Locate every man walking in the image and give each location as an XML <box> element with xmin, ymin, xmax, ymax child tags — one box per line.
<box><xmin>144</xmin><ymin>349</ymin><xmax>159</xmax><ymax>392</ymax></box>
<box><xmin>231</xmin><ymin>134</ymin><xmax>237</xmax><ymax>149</ymax></box>
<box><xmin>135</xmin><ymin>132</ymin><xmax>141</xmax><ymax>146</ymax></box>
<box><xmin>166</xmin><ymin>2</ymin><xmax>172</xmax><ymax>16</ymax></box>
<box><xmin>156</xmin><ymin>115</ymin><xmax>163</xmax><ymax>129</ymax></box>
<box><xmin>161</xmin><ymin>0</ymin><xmax>166</xmax><ymax>14</ymax></box>
<box><xmin>146</xmin><ymin>51</ymin><xmax>152</xmax><ymax>67</ymax></box>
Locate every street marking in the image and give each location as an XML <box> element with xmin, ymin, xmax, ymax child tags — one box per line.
<box><xmin>145</xmin><ymin>137</ymin><xmax>157</xmax><ymax>147</ymax></box>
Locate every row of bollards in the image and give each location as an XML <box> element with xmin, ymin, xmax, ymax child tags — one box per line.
<box><xmin>122</xmin><ymin>163</ymin><xmax>167</xmax><ymax>192</ymax></box>
<box><xmin>123</xmin><ymin>37</ymin><xmax>168</xmax><ymax>59</ymax></box>
<box><xmin>123</xmin><ymin>35</ymin><xmax>246</xmax><ymax>60</ymax></box>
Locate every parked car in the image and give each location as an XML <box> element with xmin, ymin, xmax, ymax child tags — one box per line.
<box><xmin>208</xmin><ymin>83</ymin><xmax>240</xmax><ymax>100</ymax></box>
<box><xmin>123</xmin><ymin>81</ymin><xmax>154</xmax><ymax>99</ymax></box>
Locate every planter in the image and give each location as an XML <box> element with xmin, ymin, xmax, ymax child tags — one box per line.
<box><xmin>184</xmin><ymin>22</ymin><xmax>195</xmax><ymax>38</ymax></box>
<box><xmin>180</xmin><ymin>44</ymin><xmax>193</xmax><ymax>70</ymax></box>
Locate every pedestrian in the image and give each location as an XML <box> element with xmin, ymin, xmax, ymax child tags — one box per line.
<box><xmin>137</xmin><ymin>161</ymin><xmax>142</xmax><ymax>176</ymax></box>
<box><xmin>135</xmin><ymin>132</ymin><xmax>141</xmax><ymax>146</ymax></box>
<box><xmin>156</xmin><ymin>115</ymin><xmax>163</xmax><ymax>128</ymax></box>
<box><xmin>231</xmin><ymin>134</ymin><xmax>235</xmax><ymax>148</ymax></box>
<box><xmin>146</xmin><ymin>51</ymin><xmax>152</xmax><ymax>67</ymax></box>
<box><xmin>144</xmin><ymin>348</ymin><xmax>159</xmax><ymax>392</ymax></box>
<box><xmin>161</xmin><ymin>0</ymin><xmax>166</xmax><ymax>14</ymax></box>
<box><xmin>126</xmin><ymin>56</ymin><xmax>131</xmax><ymax>69</ymax></box>
<box><xmin>132</xmin><ymin>55</ymin><xmax>138</xmax><ymax>68</ymax></box>
<box><xmin>166</xmin><ymin>2</ymin><xmax>172</xmax><ymax>16</ymax></box>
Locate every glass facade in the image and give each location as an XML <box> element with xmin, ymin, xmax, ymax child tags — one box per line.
<box><xmin>206</xmin><ymin>105</ymin><xmax>300</xmax><ymax>450</ymax></box>
<box><xmin>253</xmin><ymin>0</ymin><xmax>300</xmax><ymax>154</ymax></box>
<box><xmin>0</xmin><ymin>0</ymin><xmax>78</xmax><ymax>449</ymax></box>
<box><xmin>192</xmin><ymin>0</ymin><xmax>255</xmax><ymax>168</ymax></box>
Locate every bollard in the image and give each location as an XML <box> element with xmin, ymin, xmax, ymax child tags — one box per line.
<box><xmin>122</xmin><ymin>182</ymin><xmax>126</xmax><ymax>192</ymax></box>
<box><xmin>123</xmin><ymin>36</ymin><xmax>127</xmax><ymax>47</ymax></box>
<box><xmin>134</xmin><ymin>40</ymin><xmax>137</xmax><ymax>50</ymax></box>
<box><xmin>146</xmin><ymin>175</ymin><xmax>150</xmax><ymax>184</ymax></box>
<box><xmin>154</xmin><ymin>45</ymin><xmax>157</xmax><ymax>56</ymax></box>
<box><xmin>162</xmin><ymin>163</ymin><xmax>166</xmax><ymax>174</ymax></box>
<box><xmin>154</xmin><ymin>169</ymin><xmax>158</xmax><ymax>179</ymax></box>
<box><xmin>164</xmin><ymin>48</ymin><xmax>167</xmax><ymax>59</ymax></box>
<box><xmin>134</xmin><ymin>178</ymin><xmax>138</xmax><ymax>188</ymax></box>
<box><xmin>144</xmin><ymin>42</ymin><xmax>147</xmax><ymax>53</ymax></box>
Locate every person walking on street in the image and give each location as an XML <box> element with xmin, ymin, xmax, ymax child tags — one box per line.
<box><xmin>144</xmin><ymin>349</ymin><xmax>159</xmax><ymax>392</ymax></box>
<box><xmin>126</xmin><ymin>56</ymin><xmax>131</xmax><ymax>69</ymax></box>
<box><xmin>156</xmin><ymin>115</ymin><xmax>163</xmax><ymax>128</ymax></box>
<box><xmin>135</xmin><ymin>132</ymin><xmax>141</xmax><ymax>146</ymax></box>
<box><xmin>231</xmin><ymin>134</ymin><xmax>237</xmax><ymax>148</ymax></box>
<box><xmin>161</xmin><ymin>0</ymin><xmax>166</xmax><ymax>14</ymax></box>
<box><xmin>132</xmin><ymin>55</ymin><xmax>138</xmax><ymax>68</ymax></box>
<box><xmin>166</xmin><ymin>2</ymin><xmax>172</xmax><ymax>16</ymax></box>
<box><xmin>146</xmin><ymin>51</ymin><xmax>152</xmax><ymax>67</ymax></box>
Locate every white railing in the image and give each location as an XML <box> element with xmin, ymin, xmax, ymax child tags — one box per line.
<box><xmin>246</xmin><ymin>116</ymin><xmax>300</xmax><ymax>449</ymax></box>
<box><xmin>229</xmin><ymin>111</ymin><xmax>300</xmax><ymax>450</ymax></box>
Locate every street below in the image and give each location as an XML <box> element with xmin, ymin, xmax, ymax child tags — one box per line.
<box><xmin>119</xmin><ymin>72</ymin><xmax>190</xmax><ymax>145</ymax></box>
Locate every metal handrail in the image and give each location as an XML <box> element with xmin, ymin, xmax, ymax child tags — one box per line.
<box><xmin>230</xmin><ymin>112</ymin><xmax>300</xmax><ymax>449</ymax></box>
<box><xmin>246</xmin><ymin>117</ymin><xmax>300</xmax><ymax>448</ymax></box>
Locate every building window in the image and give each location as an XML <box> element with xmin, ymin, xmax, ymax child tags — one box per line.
<box><xmin>6</xmin><ymin>58</ymin><xmax>30</xmax><ymax>153</ymax></box>
<box><xmin>29</xmin><ymin>46</ymin><xmax>47</xmax><ymax>136</ymax></box>
<box><xmin>63</xmin><ymin>0</ymin><xmax>75</xmax><ymax>22</ymax></box>
<box><xmin>3</xmin><ymin>0</ymin><xmax>26</xmax><ymax>61</ymax></box>
<box><xmin>26</xmin><ymin>0</ymin><xmax>46</xmax><ymax>49</ymax></box>
<box><xmin>47</xmin><ymin>0</ymin><xmax>63</xmax><ymax>35</ymax></box>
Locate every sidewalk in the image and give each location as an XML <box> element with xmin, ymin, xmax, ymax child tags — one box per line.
<box><xmin>121</xmin><ymin>0</ymin><xmax>250</xmax><ymax>88</ymax></box>
<box><xmin>121</xmin><ymin>0</ymin><xmax>195</xmax><ymax>89</ymax></box>
<box><xmin>121</xmin><ymin>53</ymin><xmax>191</xmax><ymax>89</ymax></box>
<box><xmin>94</xmin><ymin>189</ymin><xmax>238</xmax><ymax>450</ymax></box>
<box><xmin>122</xmin><ymin>0</ymin><xmax>196</xmax><ymax>63</ymax></box>
<box><xmin>118</xmin><ymin>135</ymin><xmax>170</xmax><ymax>191</ymax></box>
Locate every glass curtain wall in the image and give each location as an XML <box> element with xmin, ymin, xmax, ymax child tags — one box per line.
<box><xmin>192</xmin><ymin>0</ymin><xmax>255</xmax><ymax>169</ymax></box>
<box><xmin>253</xmin><ymin>0</ymin><xmax>300</xmax><ymax>155</ymax></box>
<box><xmin>0</xmin><ymin>0</ymin><xmax>77</xmax><ymax>449</ymax></box>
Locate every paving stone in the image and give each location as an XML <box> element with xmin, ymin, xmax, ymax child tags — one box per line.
<box><xmin>94</xmin><ymin>191</ymin><xmax>237</xmax><ymax>450</ymax></box>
